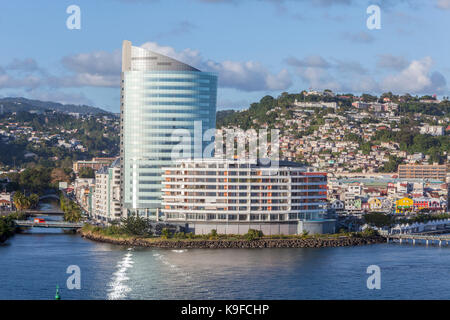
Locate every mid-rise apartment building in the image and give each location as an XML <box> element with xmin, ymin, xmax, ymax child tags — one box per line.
<box><xmin>398</xmin><ymin>164</ymin><xmax>447</xmax><ymax>182</ymax></box>
<box><xmin>161</xmin><ymin>158</ymin><xmax>334</xmax><ymax>235</ymax></box>
<box><xmin>73</xmin><ymin>157</ymin><xmax>116</xmax><ymax>173</ymax></box>
<box><xmin>93</xmin><ymin>158</ymin><xmax>121</xmax><ymax>222</ymax></box>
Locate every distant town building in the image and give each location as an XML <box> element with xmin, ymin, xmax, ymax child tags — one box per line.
<box><xmin>0</xmin><ymin>192</ymin><xmax>12</xmax><ymax>210</ymax></box>
<box><xmin>395</xmin><ymin>197</ymin><xmax>413</xmax><ymax>214</ymax></box>
<box><xmin>352</xmin><ymin>101</ymin><xmax>371</xmax><ymax>109</ymax></box>
<box><xmin>419</xmin><ymin>125</ymin><xmax>444</xmax><ymax>136</ymax></box>
<box><xmin>293</xmin><ymin>100</ymin><xmax>337</xmax><ymax>109</ymax></box>
<box><xmin>73</xmin><ymin>178</ymin><xmax>95</xmax><ymax>215</ymax></box>
<box><xmin>398</xmin><ymin>164</ymin><xmax>447</xmax><ymax>182</ymax></box>
<box><xmin>58</xmin><ymin>182</ymin><xmax>68</xmax><ymax>190</ymax></box>
<box><xmin>73</xmin><ymin>157</ymin><xmax>116</xmax><ymax>173</ymax></box>
<box><xmin>161</xmin><ymin>158</ymin><xmax>334</xmax><ymax>235</ymax></box>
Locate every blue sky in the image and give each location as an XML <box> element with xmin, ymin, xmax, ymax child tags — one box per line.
<box><xmin>0</xmin><ymin>0</ymin><xmax>449</xmax><ymax>112</ymax></box>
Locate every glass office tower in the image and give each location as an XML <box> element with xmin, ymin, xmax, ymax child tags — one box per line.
<box><xmin>120</xmin><ymin>40</ymin><xmax>217</xmax><ymax>219</ymax></box>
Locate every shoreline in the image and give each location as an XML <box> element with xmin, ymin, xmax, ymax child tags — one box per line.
<box><xmin>79</xmin><ymin>229</ymin><xmax>386</xmax><ymax>249</ymax></box>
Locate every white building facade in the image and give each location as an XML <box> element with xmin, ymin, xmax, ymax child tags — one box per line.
<box><xmin>93</xmin><ymin>159</ymin><xmax>122</xmax><ymax>223</ymax></box>
<box><xmin>161</xmin><ymin>158</ymin><xmax>335</xmax><ymax>235</ymax></box>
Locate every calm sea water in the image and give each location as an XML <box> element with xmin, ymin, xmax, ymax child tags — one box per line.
<box><xmin>1</xmin><ymin>202</ymin><xmax>449</xmax><ymax>300</ymax></box>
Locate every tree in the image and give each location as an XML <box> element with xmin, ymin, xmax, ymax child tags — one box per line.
<box><xmin>363</xmin><ymin>213</ymin><xmax>394</xmax><ymax>228</ymax></box>
<box><xmin>0</xmin><ymin>216</ymin><xmax>16</xmax><ymax>243</ymax></box>
<box><xmin>29</xmin><ymin>193</ymin><xmax>39</xmax><ymax>209</ymax></box>
<box><xmin>245</xmin><ymin>229</ymin><xmax>263</xmax><ymax>241</ymax></box>
<box><xmin>361</xmin><ymin>142</ymin><xmax>372</xmax><ymax>155</ymax></box>
<box><xmin>161</xmin><ymin>228</ymin><xmax>170</xmax><ymax>239</ymax></box>
<box><xmin>13</xmin><ymin>192</ymin><xmax>31</xmax><ymax>210</ymax></box>
<box><xmin>51</xmin><ymin>168</ymin><xmax>70</xmax><ymax>184</ymax></box>
<box><xmin>63</xmin><ymin>202</ymin><xmax>82</xmax><ymax>222</ymax></box>
<box><xmin>120</xmin><ymin>214</ymin><xmax>151</xmax><ymax>236</ymax></box>
<box><xmin>78</xmin><ymin>167</ymin><xmax>95</xmax><ymax>178</ymax></box>
<box><xmin>60</xmin><ymin>194</ymin><xmax>82</xmax><ymax>222</ymax></box>
<box><xmin>379</xmin><ymin>155</ymin><xmax>403</xmax><ymax>173</ymax></box>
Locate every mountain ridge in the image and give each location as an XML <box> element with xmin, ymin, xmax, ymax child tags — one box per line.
<box><xmin>0</xmin><ymin>97</ymin><xmax>112</xmax><ymax>115</ymax></box>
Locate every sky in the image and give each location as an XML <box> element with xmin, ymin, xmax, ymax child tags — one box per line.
<box><xmin>0</xmin><ymin>0</ymin><xmax>449</xmax><ymax>112</ymax></box>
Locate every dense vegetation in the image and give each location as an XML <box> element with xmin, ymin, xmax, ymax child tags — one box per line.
<box><xmin>398</xmin><ymin>101</ymin><xmax>450</xmax><ymax>117</ymax></box>
<box><xmin>0</xmin><ymin>212</ymin><xmax>27</xmax><ymax>243</ymax></box>
<box><xmin>363</xmin><ymin>212</ymin><xmax>395</xmax><ymax>228</ymax></box>
<box><xmin>216</xmin><ymin>91</ymin><xmax>449</xmax><ymax>170</ymax></box>
<box><xmin>83</xmin><ymin>221</ymin><xmax>379</xmax><ymax>241</ymax></box>
<box><xmin>372</xmin><ymin>127</ymin><xmax>449</xmax><ymax>165</ymax></box>
<box><xmin>0</xmin><ymin>111</ymin><xmax>119</xmax><ymax>169</ymax></box>
<box><xmin>216</xmin><ymin>92</ymin><xmax>348</xmax><ymax>130</ymax></box>
<box><xmin>60</xmin><ymin>194</ymin><xmax>82</xmax><ymax>222</ymax></box>
<box><xmin>0</xmin><ymin>215</ymin><xmax>16</xmax><ymax>243</ymax></box>
<box><xmin>12</xmin><ymin>191</ymin><xmax>39</xmax><ymax>210</ymax></box>
<box><xmin>3</xmin><ymin>166</ymin><xmax>71</xmax><ymax>194</ymax></box>
<box><xmin>87</xmin><ymin>215</ymin><xmax>181</xmax><ymax>237</ymax></box>
<box><xmin>78</xmin><ymin>167</ymin><xmax>95</xmax><ymax>178</ymax></box>
<box><xmin>364</xmin><ymin>212</ymin><xmax>450</xmax><ymax>228</ymax></box>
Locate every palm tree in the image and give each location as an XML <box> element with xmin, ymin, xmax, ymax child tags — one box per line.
<box><xmin>13</xmin><ymin>192</ymin><xmax>31</xmax><ymax>210</ymax></box>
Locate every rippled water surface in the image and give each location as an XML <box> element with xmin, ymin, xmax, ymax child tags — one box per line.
<box><xmin>2</xmin><ymin>200</ymin><xmax>449</xmax><ymax>300</ymax></box>
<box><xmin>1</xmin><ymin>232</ymin><xmax>450</xmax><ymax>300</ymax></box>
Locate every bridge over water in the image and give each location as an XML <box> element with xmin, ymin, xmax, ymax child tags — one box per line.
<box><xmin>386</xmin><ymin>231</ymin><xmax>450</xmax><ymax>246</ymax></box>
<box><xmin>39</xmin><ymin>194</ymin><xmax>60</xmax><ymax>201</ymax></box>
<box><xmin>24</xmin><ymin>210</ymin><xmax>64</xmax><ymax>215</ymax></box>
<box><xmin>14</xmin><ymin>220</ymin><xmax>83</xmax><ymax>229</ymax></box>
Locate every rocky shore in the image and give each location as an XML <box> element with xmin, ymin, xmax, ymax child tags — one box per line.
<box><xmin>80</xmin><ymin>230</ymin><xmax>385</xmax><ymax>249</ymax></box>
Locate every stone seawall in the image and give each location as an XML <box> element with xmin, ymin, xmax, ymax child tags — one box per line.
<box><xmin>80</xmin><ymin>230</ymin><xmax>385</xmax><ymax>249</ymax></box>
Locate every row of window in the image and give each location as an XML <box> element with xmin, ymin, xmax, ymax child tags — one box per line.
<box><xmin>164</xmin><ymin>212</ymin><xmax>323</xmax><ymax>221</ymax></box>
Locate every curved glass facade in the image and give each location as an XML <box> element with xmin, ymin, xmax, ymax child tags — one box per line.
<box><xmin>120</xmin><ymin>41</ymin><xmax>217</xmax><ymax>218</ymax></box>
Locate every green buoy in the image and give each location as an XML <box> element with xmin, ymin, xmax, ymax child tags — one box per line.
<box><xmin>55</xmin><ymin>285</ymin><xmax>61</xmax><ymax>300</ymax></box>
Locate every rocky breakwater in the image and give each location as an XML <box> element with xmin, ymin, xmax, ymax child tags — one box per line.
<box><xmin>80</xmin><ymin>230</ymin><xmax>385</xmax><ymax>249</ymax></box>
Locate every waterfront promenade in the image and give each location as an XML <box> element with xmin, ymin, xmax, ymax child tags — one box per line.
<box><xmin>386</xmin><ymin>231</ymin><xmax>450</xmax><ymax>246</ymax></box>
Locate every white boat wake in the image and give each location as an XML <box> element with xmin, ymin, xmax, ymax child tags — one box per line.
<box><xmin>171</xmin><ymin>249</ymin><xmax>187</xmax><ymax>253</ymax></box>
<box><xmin>153</xmin><ymin>251</ymin><xmax>191</xmax><ymax>280</ymax></box>
<box><xmin>107</xmin><ymin>249</ymin><xmax>134</xmax><ymax>300</ymax></box>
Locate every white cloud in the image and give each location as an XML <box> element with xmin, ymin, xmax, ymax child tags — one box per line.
<box><xmin>58</xmin><ymin>50</ymin><xmax>121</xmax><ymax>87</ymax></box>
<box><xmin>285</xmin><ymin>55</ymin><xmax>331</xmax><ymax>68</ymax></box>
<box><xmin>0</xmin><ymin>73</ymin><xmax>43</xmax><ymax>89</ymax></box>
<box><xmin>205</xmin><ymin>60</ymin><xmax>292</xmax><ymax>91</ymax></box>
<box><xmin>287</xmin><ymin>53</ymin><xmax>446</xmax><ymax>95</ymax></box>
<box><xmin>140</xmin><ymin>42</ymin><xmax>204</xmax><ymax>68</ymax></box>
<box><xmin>381</xmin><ymin>56</ymin><xmax>447</xmax><ymax>93</ymax></box>
<box><xmin>62</xmin><ymin>50</ymin><xmax>121</xmax><ymax>76</ymax></box>
<box><xmin>297</xmin><ymin>66</ymin><xmax>343</xmax><ymax>91</ymax></box>
<box><xmin>0</xmin><ymin>42</ymin><xmax>292</xmax><ymax>93</ymax></box>
<box><xmin>141</xmin><ymin>41</ymin><xmax>292</xmax><ymax>91</ymax></box>
<box><xmin>286</xmin><ymin>55</ymin><xmax>376</xmax><ymax>92</ymax></box>
<box><xmin>376</xmin><ymin>54</ymin><xmax>409</xmax><ymax>70</ymax></box>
